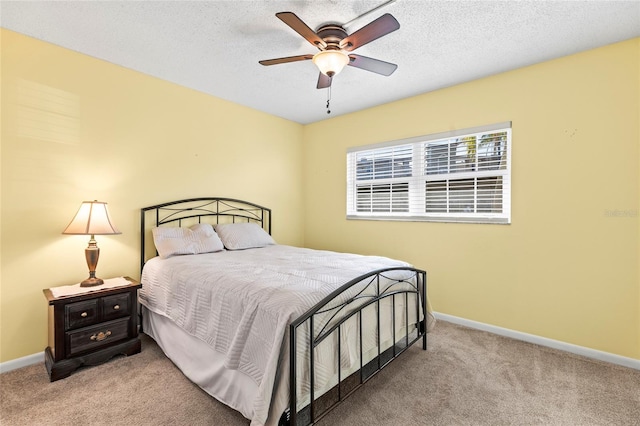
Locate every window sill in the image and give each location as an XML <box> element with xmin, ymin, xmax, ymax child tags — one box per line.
<box><xmin>346</xmin><ymin>215</ymin><xmax>510</xmax><ymax>224</ymax></box>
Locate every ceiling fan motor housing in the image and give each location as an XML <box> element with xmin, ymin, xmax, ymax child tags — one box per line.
<box><xmin>316</xmin><ymin>25</ymin><xmax>349</xmax><ymax>50</ymax></box>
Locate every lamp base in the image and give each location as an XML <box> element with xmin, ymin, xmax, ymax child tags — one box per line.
<box><xmin>80</xmin><ymin>277</ymin><xmax>104</xmax><ymax>287</ymax></box>
<box><xmin>81</xmin><ymin>238</ymin><xmax>103</xmax><ymax>287</ymax></box>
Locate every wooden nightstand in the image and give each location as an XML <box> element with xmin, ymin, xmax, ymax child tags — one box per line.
<box><xmin>43</xmin><ymin>277</ymin><xmax>142</xmax><ymax>381</ymax></box>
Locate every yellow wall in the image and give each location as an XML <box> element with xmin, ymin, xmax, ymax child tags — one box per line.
<box><xmin>0</xmin><ymin>30</ymin><xmax>304</xmax><ymax>362</ymax></box>
<box><xmin>303</xmin><ymin>38</ymin><xmax>640</xmax><ymax>359</ymax></box>
<box><xmin>637</xmin><ymin>39</ymin><xmax>640</xmax><ymax>358</ymax></box>
<box><xmin>1</xmin><ymin>29</ymin><xmax>638</xmax><ymax>364</ymax></box>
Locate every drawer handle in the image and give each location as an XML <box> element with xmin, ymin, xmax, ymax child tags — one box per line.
<box><xmin>81</xmin><ymin>312</ymin><xmax>88</xmax><ymax>318</ymax></box>
<box><xmin>113</xmin><ymin>305</ymin><xmax>120</xmax><ymax>310</ymax></box>
<box><xmin>90</xmin><ymin>331</ymin><xmax>112</xmax><ymax>342</ymax></box>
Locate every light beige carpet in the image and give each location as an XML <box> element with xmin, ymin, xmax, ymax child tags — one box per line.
<box><xmin>2</xmin><ymin>321</ymin><xmax>639</xmax><ymax>425</ymax></box>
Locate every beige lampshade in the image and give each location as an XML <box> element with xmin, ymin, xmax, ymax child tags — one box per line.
<box><xmin>62</xmin><ymin>201</ymin><xmax>121</xmax><ymax>235</ymax></box>
<box><xmin>313</xmin><ymin>50</ymin><xmax>350</xmax><ymax>77</ymax></box>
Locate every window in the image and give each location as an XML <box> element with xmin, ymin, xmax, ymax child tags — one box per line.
<box><xmin>347</xmin><ymin>122</ymin><xmax>511</xmax><ymax>224</ymax></box>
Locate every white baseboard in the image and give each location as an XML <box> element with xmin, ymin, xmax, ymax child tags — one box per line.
<box><xmin>0</xmin><ymin>351</ymin><xmax>44</xmax><ymax>374</ymax></box>
<box><xmin>2</xmin><ymin>314</ymin><xmax>639</xmax><ymax>373</ymax></box>
<box><xmin>434</xmin><ymin>312</ymin><xmax>640</xmax><ymax>371</ymax></box>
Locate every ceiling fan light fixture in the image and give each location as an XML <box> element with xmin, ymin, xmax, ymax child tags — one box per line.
<box><xmin>313</xmin><ymin>50</ymin><xmax>350</xmax><ymax>77</ymax></box>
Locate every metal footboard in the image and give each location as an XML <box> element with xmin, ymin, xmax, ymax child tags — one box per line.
<box><xmin>285</xmin><ymin>267</ymin><xmax>427</xmax><ymax>425</ymax></box>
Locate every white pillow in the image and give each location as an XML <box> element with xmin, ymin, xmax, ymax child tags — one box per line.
<box><xmin>152</xmin><ymin>223</ymin><xmax>224</xmax><ymax>259</ymax></box>
<box><xmin>214</xmin><ymin>222</ymin><xmax>275</xmax><ymax>250</ymax></box>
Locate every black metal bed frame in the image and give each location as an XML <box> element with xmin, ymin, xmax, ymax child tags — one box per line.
<box><xmin>140</xmin><ymin>197</ymin><xmax>427</xmax><ymax>426</ymax></box>
<box><xmin>287</xmin><ymin>267</ymin><xmax>427</xmax><ymax>425</ymax></box>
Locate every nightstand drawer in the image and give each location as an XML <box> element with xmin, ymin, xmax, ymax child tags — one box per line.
<box><xmin>65</xmin><ymin>299</ymin><xmax>99</xmax><ymax>330</ymax></box>
<box><xmin>67</xmin><ymin>318</ymin><xmax>130</xmax><ymax>356</ymax></box>
<box><xmin>102</xmin><ymin>293</ymin><xmax>131</xmax><ymax>321</ymax></box>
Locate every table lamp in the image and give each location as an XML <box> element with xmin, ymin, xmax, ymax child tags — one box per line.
<box><xmin>62</xmin><ymin>200</ymin><xmax>121</xmax><ymax>287</ymax></box>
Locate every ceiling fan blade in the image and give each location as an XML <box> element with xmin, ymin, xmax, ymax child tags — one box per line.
<box><xmin>348</xmin><ymin>54</ymin><xmax>398</xmax><ymax>76</ymax></box>
<box><xmin>317</xmin><ymin>73</ymin><xmax>332</xmax><ymax>89</ymax></box>
<box><xmin>259</xmin><ymin>54</ymin><xmax>313</xmax><ymax>66</ymax></box>
<box><xmin>276</xmin><ymin>12</ymin><xmax>327</xmax><ymax>50</ymax></box>
<box><xmin>341</xmin><ymin>13</ymin><xmax>400</xmax><ymax>51</ymax></box>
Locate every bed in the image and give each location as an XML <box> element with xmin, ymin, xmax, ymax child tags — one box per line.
<box><xmin>139</xmin><ymin>197</ymin><xmax>432</xmax><ymax>425</ymax></box>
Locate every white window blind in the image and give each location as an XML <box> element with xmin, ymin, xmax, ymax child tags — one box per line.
<box><xmin>347</xmin><ymin>122</ymin><xmax>511</xmax><ymax>224</ymax></box>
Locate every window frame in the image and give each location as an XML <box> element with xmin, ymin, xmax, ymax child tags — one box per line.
<box><xmin>346</xmin><ymin>122</ymin><xmax>512</xmax><ymax>224</ymax></box>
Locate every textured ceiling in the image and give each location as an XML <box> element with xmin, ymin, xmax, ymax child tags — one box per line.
<box><xmin>2</xmin><ymin>1</ymin><xmax>639</xmax><ymax>124</ymax></box>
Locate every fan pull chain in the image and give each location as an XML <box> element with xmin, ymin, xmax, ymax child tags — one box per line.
<box><xmin>326</xmin><ymin>86</ymin><xmax>331</xmax><ymax>115</ymax></box>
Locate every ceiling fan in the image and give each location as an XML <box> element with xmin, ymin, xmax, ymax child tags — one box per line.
<box><xmin>259</xmin><ymin>11</ymin><xmax>400</xmax><ymax>89</ymax></box>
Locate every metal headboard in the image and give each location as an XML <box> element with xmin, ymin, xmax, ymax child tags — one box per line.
<box><xmin>140</xmin><ymin>197</ymin><xmax>271</xmax><ymax>273</ymax></box>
